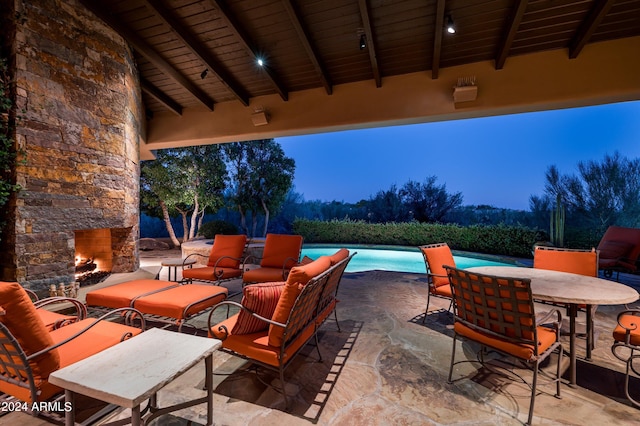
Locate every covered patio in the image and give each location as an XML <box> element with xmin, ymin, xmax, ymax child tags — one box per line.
<box><xmin>4</xmin><ymin>248</ymin><xmax>640</xmax><ymax>425</ymax></box>
<box><xmin>1</xmin><ymin>1</ymin><xmax>640</xmax><ymax>424</ymax></box>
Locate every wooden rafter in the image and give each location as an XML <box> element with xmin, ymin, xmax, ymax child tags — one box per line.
<box><xmin>281</xmin><ymin>0</ymin><xmax>332</xmax><ymax>95</ymax></box>
<box><xmin>79</xmin><ymin>0</ymin><xmax>215</xmax><ymax>111</ymax></box>
<box><xmin>495</xmin><ymin>0</ymin><xmax>529</xmax><ymax>70</ymax></box>
<box><xmin>358</xmin><ymin>0</ymin><xmax>381</xmax><ymax>87</ymax></box>
<box><xmin>140</xmin><ymin>78</ymin><xmax>183</xmax><ymax>116</ymax></box>
<box><xmin>209</xmin><ymin>0</ymin><xmax>288</xmax><ymax>101</ymax></box>
<box><xmin>569</xmin><ymin>0</ymin><xmax>616</xmax><ymax>59</ymax></box>
<box><xmin>143</xmin><ymin>0</ymin><xmax>250</xmax><ymax>106</ymax></box>
<box><xmin>431</xmin><ymin>0</ymin><xmax>445</xmax><ymax>79</ymax></box>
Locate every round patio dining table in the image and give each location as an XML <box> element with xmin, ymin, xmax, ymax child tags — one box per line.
<box><xmin>466</xmin><ymin>266</ymin><xmax>639</xmax><ymax>386</ymax></box>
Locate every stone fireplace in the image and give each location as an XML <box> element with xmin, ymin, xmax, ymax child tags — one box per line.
<box><xmin>0</xmin><ymin>0</ymin><xmax>143</xmax><ymax>291</ymax></box>
<box><xmin>74</xmin><ymin>228</ymin><xmax>137</xmax><ymax>286</ymax></box>
<box><xmin>75</xmin><ymin>229</ymin><xmax>114</xmax><ymax>276</ymax></box>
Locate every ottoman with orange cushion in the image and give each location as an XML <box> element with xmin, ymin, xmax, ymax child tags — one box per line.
<box><xmin>86</xmin><ymin>279</ymin><xmax>228</xmax><ymax>332</ymax></box>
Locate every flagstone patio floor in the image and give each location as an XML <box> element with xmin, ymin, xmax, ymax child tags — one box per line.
<box><xmin>3</xmin><ymin>247</ymin><xmax>640</xmax><ymax>425</ymax></box>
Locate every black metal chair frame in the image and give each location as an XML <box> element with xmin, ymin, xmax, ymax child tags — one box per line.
<box><xmin>181</xmin><ymin>254</ymin><xmax>248</xmax><ymax>285</ymax></box>
<box><xmin>445</xmin><ymin>266</ymin><xmax>563</xmax><ymax>426</ymax></box>
<box><xmin>0</xmin><ymin>307</ymin><xmax>145</xmax><ymax>421</ymax></box>
<box><xmin>533</xmin><ymin>246</ymin><xmax>599</xmax><ymax>359</ymax></box>
<box><xmin>611</xmin><ymin>309</ymin><xmax>640</xmax><ymax>408</ymax></box>
<box><xmin>419</xmin><ymin>243</ymin><xmax>454</xmax><ymax>323</ymax></box>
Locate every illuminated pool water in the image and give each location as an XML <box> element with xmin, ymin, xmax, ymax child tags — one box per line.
<box><xmin>300</xmin><ymin>246</ymin><xmax>515</xmax><ymax>273</ymax></box>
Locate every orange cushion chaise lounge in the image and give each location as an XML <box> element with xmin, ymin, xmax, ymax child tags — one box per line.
<box><xmin>86</xmin><ymin>279</ymin><xmax>227</xmax><ymax>332</ymax></box>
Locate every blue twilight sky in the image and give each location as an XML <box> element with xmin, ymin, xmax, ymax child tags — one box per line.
<box><xmin>277</xmin><ymin>100</ymin><xmax>640</xmax><ymax>211</ymax></box>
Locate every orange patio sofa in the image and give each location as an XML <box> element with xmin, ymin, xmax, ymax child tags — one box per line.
<box><xmin>86</xmin><ymin>279</ymin><xmax>227</xmax><ymax>332</ymax></box>
<box><xmin>208</xmin><ymin>248</ymin><xmax>354</xmax><ymax>408</ymax></box>
<box><xmin>597</xmin><ymin>226</ymin><xmax>640</xmax><ymax>279</ymax></box>
<box><xmin>0</xmin><ymin>282</ymin><xmax>144</xmax><ymax>410</ymax></box>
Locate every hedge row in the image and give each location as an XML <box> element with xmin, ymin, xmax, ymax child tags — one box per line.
<box><xmin>292</xmin><ymin>219</ymin><xmax>546</xmax><ymax>258</ymax></box>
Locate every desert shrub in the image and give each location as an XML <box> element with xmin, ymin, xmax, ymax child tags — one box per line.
<box><xmin>198</xmin><ymin>220</ymin><xmax>239</xmax><ymax>238</ymax></box>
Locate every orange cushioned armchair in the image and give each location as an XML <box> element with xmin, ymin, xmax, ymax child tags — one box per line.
<box><xmin>0</xmin><ymin>282</ymin><xmax>144</xmax><ymax>410</ymax></box>
<box><xmin>611</xmin><ymin>309</ymin><xmax>640</xmax><ymax>408</ymax></box>
<box><xmin>182</xmin><ymin>234</ymin><xmax>248</xmax><ymax>284</ymax></box>
<box><xmin>445</xmin><ymin>267</ymin><xmax>563</xmax><ymax>426</ymax></box>
<box><xmin>419</xmin><ymin>242</ymin><xmax>456</xmax><ymax>321</ymax></box>
<box><xmin>242</xmin><ymin>233</ymin><xmax>303</xmax><ymax>284</ymax></box>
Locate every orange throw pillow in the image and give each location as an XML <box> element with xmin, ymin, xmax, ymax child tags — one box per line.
<box><xmin>268</xmin><ymin>256</ymin><xmax>332</xmax><ymax>347</ymax></box>
<box><xmin>328</xmin><ymin>248</ymin><xmax>349</xmax><ymax>265</ymax></box>
<box><xmin>232</xmin><ymin>282</ymin><xmax>285</xmax><ymax>335</ymax></box>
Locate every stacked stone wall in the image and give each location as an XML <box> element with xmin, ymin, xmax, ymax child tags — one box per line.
<box><xmin>0</xmin><ymin>0</ymin><xmax>142</xmax><ymax>290</ymax></box>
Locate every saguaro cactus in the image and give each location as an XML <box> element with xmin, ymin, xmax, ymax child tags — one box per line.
<box><xmin>550</xmin><ymin>194</ymin><xmax>566</xmax><ymax>247</ymax></box>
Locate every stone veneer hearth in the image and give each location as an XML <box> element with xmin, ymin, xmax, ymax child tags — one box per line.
<box><xmin>0</xmin><ymin>0</ymin><xmax>143</xmax><ymax>291</ymax></box>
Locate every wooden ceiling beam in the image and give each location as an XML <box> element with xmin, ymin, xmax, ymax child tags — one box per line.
<box><xmin>431</xmin><ymin>0</ymin><xmax>445</xmax><ymax>80</ymax></box>
<box><xmin>209</xmin><ymin>0</ymin><xmax>289</xmax><ymax>101</ymax></box>
<box><xmin>143</xmin><ymin>0</ymin><xmax>250</xmax><ymax>106</ymax></box>
<box><xmin>282</xmin><ymin>0</ymin><xmax>332</xmax><ymax>95</ymax></box>
<box><xmin>495</xmin><ymin>0</ymin><xmax>529</xmax><ymax>70</ymax></box>
<box><xmin>358</xmin><ymin>0</ymin><xmax>381</xmax><ymax>87</ymax></box>
<box><xmin>569</xmin><ymin>0</ymin><xmax>616</xmax><ymax>59</ymax></box>
<box><xmin>79</xmin><ymin>0</ymin><xmax>215</xmax><ymax>111</ymax></box>
<box><xmin>140</xmin><ymin>78</ymin><xmax>183</xmax><ymax>116</ymax></box>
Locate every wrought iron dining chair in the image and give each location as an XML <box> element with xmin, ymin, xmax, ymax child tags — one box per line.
<box><xmin>611</xmin><ymin>309</ymin><xmax>640</xmax><ymax>408</ymax></box>
<box><xmin>533</xmin><ymin>246</ymin><xmax>599</xmax><ymax>357</ymax></box>
<box><xmin>419</xmin><ymin>243</ymin><xmax>455</xmax><ymax>322</ymax></box>
<box><xmin>445</xmin><ymin>266</ymin><xmax>563</xmax><ymax>426</ymax></box>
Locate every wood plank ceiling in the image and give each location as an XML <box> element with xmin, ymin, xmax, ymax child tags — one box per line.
<box><xmin>78</xmin><ymin>0</ymin><xmax>640</xmax><ymax>117</ymax></box>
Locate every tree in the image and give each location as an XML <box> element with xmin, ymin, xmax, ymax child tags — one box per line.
<box><xmin>399</xmin><ymin>177</ymin><xmax>463</xmax><ymax>223</ymax></box>
<box><xmin>532</xmin><ymin>152</ymin><xmax>640</xmax><ymax>234</ymax></box>
<box><xmin>365</xmin><ymin>185</ymin><xmax>410</xmax><ymax>223</ymax></box>
<box><xmin>140</xmin><ymin>145</ymin><xmax>227</xmax><ymax>246</ymax></box>
<box><xmin>224</xmin><ymin>139</ymin><xmax>295</xmax><ymax>237</ymax></box>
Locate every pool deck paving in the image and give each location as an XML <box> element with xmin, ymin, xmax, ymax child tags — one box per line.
<box><xmin>3</xmin><ymin>247</ymin><xmax>640</xmax><ymax>425</ymax></box>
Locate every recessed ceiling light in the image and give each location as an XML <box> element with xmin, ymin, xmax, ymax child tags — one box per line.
<box><xmin>446</xmin><ymin>15</ymin><xmax>456</xmax><ymax>34</ymax></box>
<box><xmin>257</xmin><ymin>58</ymin><xmax>264</xmax><ymax>67</ymax></box>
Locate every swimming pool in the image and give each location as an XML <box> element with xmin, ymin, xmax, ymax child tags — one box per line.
<box><xmin>300</xmin><ymin>246</ymin><xmax>515</xmax><ymax>273</ymax></box>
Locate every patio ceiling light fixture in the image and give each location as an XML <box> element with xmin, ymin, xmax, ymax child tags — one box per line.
<box><xmin>251</xmin><ymin>106</ymin><xmax>269</xmax><ymax>126</ymax></box>
<box><xmin>200</xmin><ymin>68</ymin><xmax>208</xmax><ymax>79</ymax></box>
<box><xmin>453</xmin><ymin>76</ymin><xmax>477</xmax><ymax>104</ymax></box>
<box><xmin>359</xmin><ymin>34</ymin><xmax>366</xmax><ymax>50</ymax></box>
<box><xmin>257</xmin><ymin>58</ymin><xmax>265</xmax><ymax>67</ymax></box>
<box><xmin>446</xmin><ymin>14</ymin><xmax>456</xmax><ymax>34</ymax></box>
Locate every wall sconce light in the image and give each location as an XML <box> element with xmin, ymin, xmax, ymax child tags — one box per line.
<box><xmin>251</xmin><ymin>107</ymin><xmax>269</xmax><ymax>126</ymax></box>
<box><xmin>359</xmin><ymin>34</ymin><xmax>367</xmax><ymax>50</ymax></box>
<box><xmin>446</xmin><ymin>14</ymin><xmax>456</xmax><ymax>34</ymax></box>
<box><xmin>453</xmin><ymin>76</ymin><xmax>477</xmax><ymax>103</ymax></box>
